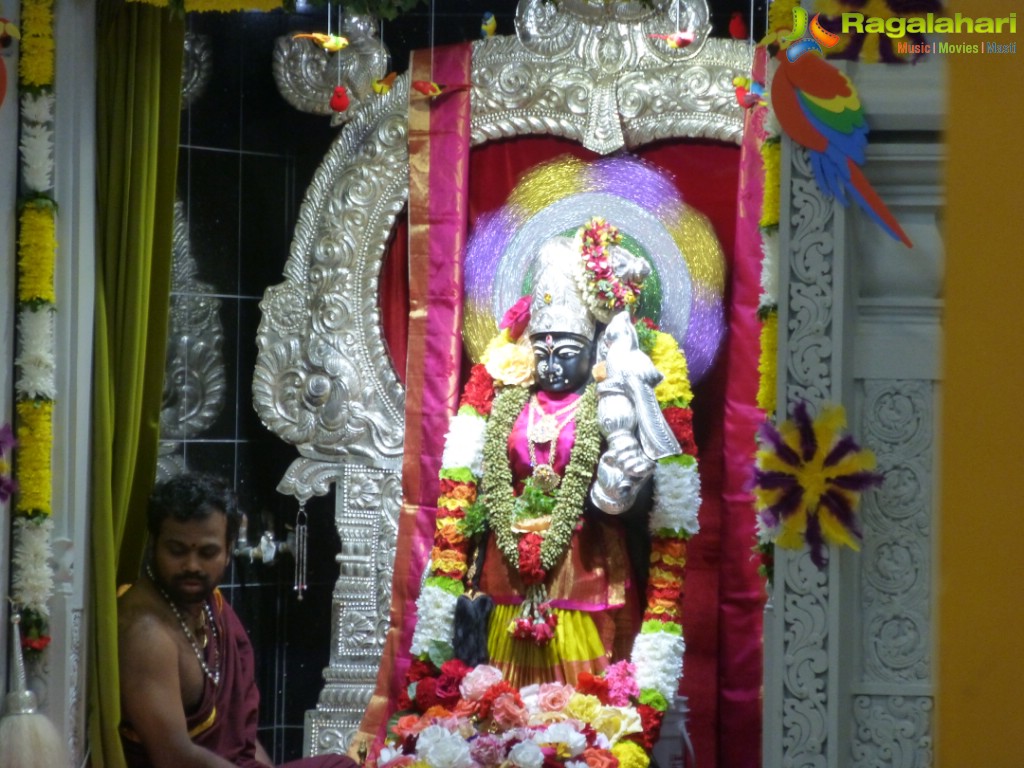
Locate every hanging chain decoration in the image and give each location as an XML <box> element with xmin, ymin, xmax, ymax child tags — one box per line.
<box><xmin>293</xmin><ymin>499</ymin><xmax>308</xmax><ymax>600</ymax></box>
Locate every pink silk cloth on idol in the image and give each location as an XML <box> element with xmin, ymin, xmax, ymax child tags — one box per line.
<box><xmin>120</xmin><ymin>589</ymin><xmax>354</xmax><ymax>768</ymax></box>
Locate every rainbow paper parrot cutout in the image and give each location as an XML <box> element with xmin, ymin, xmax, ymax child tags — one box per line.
<box><xmin>764</xmin><ymin>7</ymin><xmax>912</xmax><ymax>248</ymax></box>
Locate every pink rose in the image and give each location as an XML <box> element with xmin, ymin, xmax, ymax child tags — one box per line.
<box><xmin>538</xmin><ymin>683</ymin><xmax>575</xmax><ymax>713</ymax></box>
<box><xmin>470</xmin><ymin>734</ymin><xmax>507</xmax><ymax>767</ymax></box>
<box><xmin>392</xmin><ymin>714</ymin><xmax>427</xmax><ymax>739</ymax></box>
<box><xmin>492</xmin><ymin>692</ymin><xmax>530</xmax><ymax>730</ymax></box>
<box><xmin>460</xmin><ymin>664</ymin><xmax>504</xmax><ymax>701</ymax></box>
<box><xmin>500</xmin><ymin>295</ymin><xmax>532</xmax><ymax>340</ymax></box>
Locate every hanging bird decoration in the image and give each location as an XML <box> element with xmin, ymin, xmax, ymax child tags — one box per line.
<box><xmin>329</xmin><ymin>85</ymin><xmax>349</xmax><ymax>113</ymax></box>
<box><xmin>729</xmin><ymin>10</ymin><xmax>749</xmax><ymax>40</ymax></box>
<box><xmin>292</xmin><ymin>32</ymin><xmax>350</xmax><ymax>52</ymax></box>
<box><xmin>411</xmin><ymin>80</ymin><xmax>470</xmax><ymax>99</ymax></box>
<box><xmin>648</xmin><ymin>29</ymin><xmax>696</xmax><ymax>49</ymax></box>
<box><xmin>372</xmin><ymin>71</ymin><xmax>398</xmax><ymax>95</ymax></box>
<box><xmin>763</xmin><ymin>21</ymin><xmax>914</xmax><ymax>248</ymax></box>
<box><xmin>480</xmin><ymin>11</ymin><xmax>497</xmax><ymax>38</ymax></box>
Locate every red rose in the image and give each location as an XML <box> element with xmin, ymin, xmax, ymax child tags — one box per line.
<box><xmin>434</xmin><ymin>673</ymin><xmax>463</xmax><ymax>707</ymax></box>
<box><xmin>575</xmin><ymin>671</ymin><xmax>610</xmax><ymax>704</ymax></box>
<box><xmin>413</xmin><ymin>677</ymin><xmax>440</xmax><ymax>712</ymax></box>
<box><xmin>22</xmin><ymin>634</ymin><xmax>51</xmax><ymax>653</ymax></box>
<box><xmin>478</xmin><ymin>681</ymin><xmax>521</xmax><ymax>720</ymax></box>
<box><xmin>439</xmin><ymin>658</ymin><xmax>472</xmax><ymax>682</ymax></box>
<box><xmin>407</xmin><ymin>658</ymin><xmax>437</xmax><ymax>683</ymax></box>
<box><xmin>631</xmin><ymin>705</ymin><xmax>664</xmax><ymax>751</ymax></box>
<box><xmin>460</xmin><ymin>364</ymin><xmax>496</xmax><ymax>416</ymax></box>
<box><xmin>499</xmin><ymin>295</ymin><xmax>532</xmax><ymax>340</ymax></box>
<box><xmin>517</xmin><ymin>533</ymin><xmax>546</xmax><ymax>585</ymax></box>
<box><xmin>662</xmin><ymin>407</ymin><xmax>698</xmax><ymax>457</ymax></box>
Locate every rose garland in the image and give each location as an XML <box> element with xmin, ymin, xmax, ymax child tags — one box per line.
<box><xmin>11</xmin><ymin>0</ymin><xmax>58</xmax><ymax>658</ymax></box>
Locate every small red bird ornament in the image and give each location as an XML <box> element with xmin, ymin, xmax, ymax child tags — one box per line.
<box><xmin>329</xmin><ymin>85</ymin><xmax>349</xmax><ymax>113</ymax></box>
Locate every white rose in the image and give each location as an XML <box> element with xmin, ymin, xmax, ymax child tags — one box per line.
<box><xmin>508</xmin><ymin>740</ymin><xmax>545</xmax><ymax>768</ymax></box>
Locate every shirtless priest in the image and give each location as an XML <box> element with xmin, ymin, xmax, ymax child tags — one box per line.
<box><xmin>118</xmin><ymin>472</ymin><xmax>354</xmax><ymax>768</ymax></box>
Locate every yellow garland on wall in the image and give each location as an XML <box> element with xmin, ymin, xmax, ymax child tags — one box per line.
<box><xmin>757</xmin><ymin>311</ymin><xmax>778</xmax><ymax>413</ymax></box>
<box><xmin>14</xmin><ymin>401</ymin><xmax>53</xmax><ymax>516</ymax></box>
<box><xmin>13</xmin><ymin>0</ymin><xmax>58</xmax><ymax>656</ymax></box>
<box><xmin>759</xmin><ymin>139</ymin><xmax>781</xmax><ymax>230</ymax></box>
<box><xmin>17</xmin><ymin>204</ymin><xmax>58</xmax><ymax>303</ymax></box>
<box><xmin>18</xmin><ymin>0</ymin><xmax>54</xmax><ymax>87</ymax></box>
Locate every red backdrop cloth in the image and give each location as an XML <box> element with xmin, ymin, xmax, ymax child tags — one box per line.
<box><xmin>377</xmin><ymin>135</ymin><xmax>762</xmax><ymax>768</ymax></box>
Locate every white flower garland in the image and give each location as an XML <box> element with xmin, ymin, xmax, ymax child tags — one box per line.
<box><xmin>11</xmin><ymin>517</ymin><xmax>56</xmax><ymax>616</ymax></box>
<box><xmin>649</xmin><ymin>460</ymin><xmax>701</xmax><ymax>537</ymax></box>
<box><xmin>14</xmin><ymin>305</ymin><xmax>57</xmax><ymax>399</ymax></box>
<box><xmin>439</xmin><ymin>411</ymin><xmax>488</xmax><ymax>478</ymax></box>
<box><xmin>630</xmin><ymin>631</ymin><xmax>685</xmax><ymax>702</ymax></box>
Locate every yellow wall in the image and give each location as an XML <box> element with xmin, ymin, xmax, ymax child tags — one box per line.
<box><xmin>939</xmin><ymin>0</ymin><xmax>1024</xmax><ymax>764</ymax></box>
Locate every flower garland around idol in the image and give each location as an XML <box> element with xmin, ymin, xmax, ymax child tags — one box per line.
<box><xmin>12</xmin><ymin>0</ymin><xmax>58</xmax><ymax>659</ymax></box>
<box><xmin>406</xmin><ymin>236</ymin><xmax>702</xmax><ymax>758</ymax></box>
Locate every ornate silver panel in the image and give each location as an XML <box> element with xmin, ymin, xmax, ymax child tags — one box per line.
<box><xmin>256</xmin><ymin>0</ymin><xmax>749</xmax><ymax>755</ymax></box>
<box><xmin>157</xmin><ymin>200</ymin><xmax>227</xmax><ymax>482</ymax></box>
<box><xmin>273</xmin><ymin>14</ymin><xmax>390</xmax><ymax>126</ymax></box>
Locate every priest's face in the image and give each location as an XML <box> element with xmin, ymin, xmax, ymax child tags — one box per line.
<box><xmin>151</xmin><ymin>513</ymin><xmax>231</xmax><ymax>606</ymax></box>
<box><xmin>531</xmin><ymin>332</ymin><xmax>594</xmax><ymax>393</ymax></box>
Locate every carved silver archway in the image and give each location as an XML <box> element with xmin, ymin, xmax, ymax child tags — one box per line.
<box><xmin>253</xmin><ymin>0</ymin><xmax>750</xmax><ymax>755</ymax></box>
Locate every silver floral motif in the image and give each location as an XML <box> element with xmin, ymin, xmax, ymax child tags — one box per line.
<box><xmin>273</xmin><ymin>14</ymin><xmax>390</xmax><ymax>125</ymax></box>
<box><xmin>182</xmin><ymin>32</ymin><xmax>212</xmax><ymax>108</ymax></box>
<box><xmin>158</xmin><ymin>200</ymin><xmax>227</xmax><ymax>479</ymax></box>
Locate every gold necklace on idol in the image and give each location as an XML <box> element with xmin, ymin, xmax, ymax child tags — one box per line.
<box><xmin>525</xmin><ymin>393</ymin><xmax>582</xmax><ymax>493</ymax></box>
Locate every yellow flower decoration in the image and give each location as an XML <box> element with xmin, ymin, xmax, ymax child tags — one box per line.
<box><xmin>19</xmin><ymin>0</ymin><xmax>55</xmax><ymax>88</ymax></box>
<box><xmin>565</xmin><ymin>692</ymin><xmax>602</xmax><ymax>724</ymax></box>
<box><xmin>14</xmin><ymin>401</ymin><xmax>53</xmax><ymax>517</ymax></box>
<box><xmin>754</xmin><ymin>402</ymin><xmax>883</xmax><ymax>568</ymax></box>
<box><xmin>649</xmin><ymin>332</ymin><xmax>693</xmax><ymax>406</ymax></box>
<box><xmin>18</xmin><ymin>204</ymin><xmax>58</xmax><ymax>304</ymax></box>
<box><xmin>612</xmin><ymin>740</ymin><xmax>651</xmax><ymax>768</ymax></box>
<box><xmin>759</xmin><ymin>140</ymin><xmax>780</xmax><ymax>229</ymax></box>
<box><xmin>757</xmin><ymin>310</ymin><xmax>778</xmax><ymax>413</ymax></box>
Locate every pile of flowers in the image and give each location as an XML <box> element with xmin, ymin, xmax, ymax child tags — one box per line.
<box><xmin>379</xmin><ymin>661</ymin><xmax>657</xmax><ymax>768</ymax></box>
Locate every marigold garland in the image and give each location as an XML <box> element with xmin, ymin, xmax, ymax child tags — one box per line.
<box><xmin>13</xmin><ymin>0</ymin><xmax>58</xmax><ymax>658</ymax></box>
<box><xmin>17</xmin><ymin>203</ymin><xmax>58</xmax><ymax>303</ymax></box>
<box><xmin>757</xmin><ymin>311</ymin><xmax>778</xmax><ymax>413</ymax></box>
<box><xmin>17</xmin><ymin>0</ymin><xmax>54</xmax><ymax>87</ymax></box>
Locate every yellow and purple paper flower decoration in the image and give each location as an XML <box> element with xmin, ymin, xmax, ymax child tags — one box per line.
<box><xmin>754</xmin><ymin>401</ymin><xmax>882</xmax><ymax>568</ymax></box>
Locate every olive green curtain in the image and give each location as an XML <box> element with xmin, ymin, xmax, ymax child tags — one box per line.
<box><xmin>87</xmin><ymin>2</ymin><xmax>184</xmax><ymax>765</ymax></box>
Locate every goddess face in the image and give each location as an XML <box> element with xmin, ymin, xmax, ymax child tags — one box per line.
<box><xmin>531</xmin><ymin>332</ymin><xmax>594</xmax><ymax>393</ymax></box>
